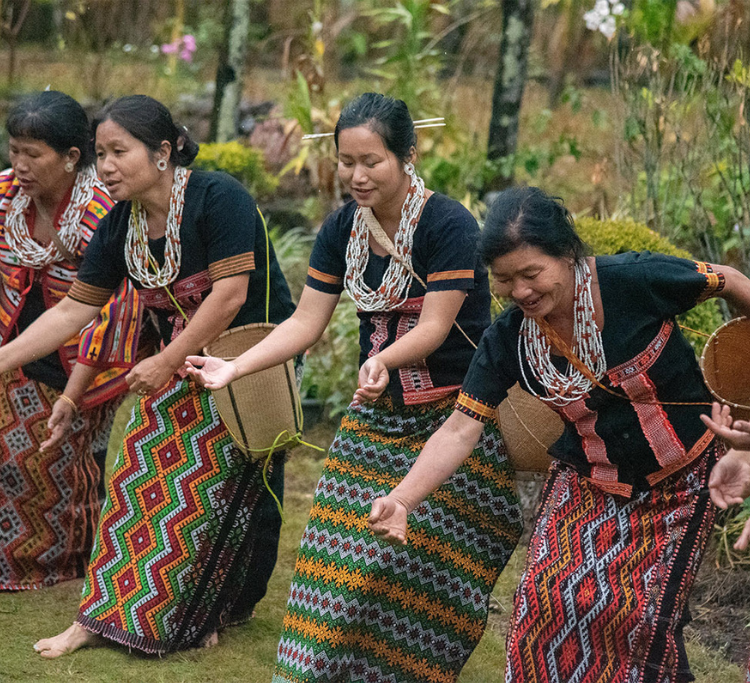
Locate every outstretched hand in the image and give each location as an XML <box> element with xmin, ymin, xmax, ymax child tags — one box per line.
<box><xmin>184</xmin><ymin>355</ymin><xmax>238</xmax><ymax>390</ymax></box>
<box><xmin>352</xmin><ymin>357</ymin><xmax>389</xmax><ymax>406</ymax></box>
<box><xmin>368</xmin><ymin>496</ymin><xmax>408</xmax><ymax>545</ymax></box>
<box><xmin>701</xmin><ymin>402</ymin><xmax>750</xmax><ymax>451</ymax></box>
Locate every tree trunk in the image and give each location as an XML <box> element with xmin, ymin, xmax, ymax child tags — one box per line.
<box><xmin>210</xmin><ymin>0</ymin><xmax>251</xmax><ymax>143</ymax></box>
<box><xmin>485</xmin><ymin>0</ymin><xmax>534</xmax><ymax>193</ymax></box>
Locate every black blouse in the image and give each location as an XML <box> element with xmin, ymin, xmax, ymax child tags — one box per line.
<box><xmin>306</xmin><ymin>193</ymin><xmax>491</xmax><ymax>406</ymax></box>
<box><xmin>69</xmin><ymin>171</ymin><xmax>294</xmax><ymax>347</ymax></box>
<box><xmin>457</xmin><ymin>251</ymin><xmax>725</xmax><ymax>496</ymax></box>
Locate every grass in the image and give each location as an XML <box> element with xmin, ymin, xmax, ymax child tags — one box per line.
<box><xmin>0</xmin><ymin>401</ymin><xmax>743</xmax><ymax>682</ymax></box>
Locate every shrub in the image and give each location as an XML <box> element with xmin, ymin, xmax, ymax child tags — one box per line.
<box><xmin>576</xmin><ymin>216</ymin><xmax>724</xmax><ymax>353</ymax></box>
<box><xmin>193</xmin><ymin>140</ymin><xmax>278</xmax><ymax>197</ymax></box>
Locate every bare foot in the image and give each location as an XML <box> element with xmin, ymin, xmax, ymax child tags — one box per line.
<box><xmin>33</xmin><ymin>623</ymin><xmax>101</xmax><ymax>659</ymax></box>
<box><xmin>200</xmin><ymin>630</ymin><xmax>219</xmax><ymax>649</ymax></box>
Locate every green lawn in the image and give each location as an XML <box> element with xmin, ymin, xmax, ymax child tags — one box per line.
<box><xmin>0</xmin><ymin>402</ymin><xmax>741</xmax><ymax>682</ymax></box>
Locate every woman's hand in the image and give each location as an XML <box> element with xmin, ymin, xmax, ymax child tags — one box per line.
<box><xmin>701</xmin><ymin>402</ymin><xmax>750</xmax><ymax>450</ymax></box>
<box><xmin>368</xmin><ymin>496</ymin><xmax>408</xmax><ymax>545</ymax></box>
<box><xmin>352</xmin><ymin>356</ymin><xmax>389</xmax><ymax>406</ymax></box>
<box><xmin>126</xmin><ymin>355</ymin><xmax>179</xmax><ymax>396</ymax></box>
<box><xmin>184</xmin><ymin>355</ymin><xmax>238</xmax><ymax>390</ymax></box>
<box><xmin>708</xmin><ymin>447</ymin><xmax>750</xmax><ymax>510</ymax></box>
<box><xmin>39</xmin><ymin>398</ymin><xmax>76</xmax><ymax>452</ymax></box>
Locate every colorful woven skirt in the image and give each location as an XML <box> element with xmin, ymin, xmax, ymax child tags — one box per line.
<box><xmin>0</xmin><ymin>369</ymin><xmax>117</xmax><ymax>590</ymax></box>
<box><xmin>273</xmin><ymin>394</ymin><xmax>522</xmax><ymax>683</ymax></box>
<box><xmin>76</xmin><ymin>377</ymin><xmax>284</xmax><ymax>654</ymax></box>
<box><xmin>504</xmin><ymin>442</ymin><xmax>721</xmax><ymax>683</ymax></box>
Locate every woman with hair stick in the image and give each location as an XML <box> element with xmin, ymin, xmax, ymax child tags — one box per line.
<box><xmin>369</xmin><ymin>186</ymin><xmax>750</xmax><ymax>682</ymax></box>
<box><xmin>0</xmin><ymin>90</ymin><xmax>141</xmax><ymax>591</ymax></box>
<box><xmin>2</xmin><ymin>94</ymin><xmax>296</xmax><ymax>656</ymax></box>
<box><xmin>187</xmin><ymin>92</ymin><xmax>522</xmax><ymax>683</ymax></box>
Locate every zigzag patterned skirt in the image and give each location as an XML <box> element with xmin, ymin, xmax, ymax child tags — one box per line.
<box><xmin>505</xmin><ymin>442</ymin><xmax>722</xmax><ymax>683</ymax></box>
<box><xmin>273</xmin><ymin>394</ymin><xmax>522</xmax><ymax>683</ymax></box>
<box><xmin>76</xmin><ymin>377</ymin><xmax>283</xmax><ymax>654</ymax></box>
<box><xmin>0</xmin><ymin>369</ymin><xmax>118</xmax><ymax>590</ymax></box>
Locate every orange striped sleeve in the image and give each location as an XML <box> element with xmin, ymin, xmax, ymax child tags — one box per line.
<box><xmin>426</xmin><ymin>269</ymin><xmax>474</xmax><ymax>283</ymax></box>
<box><xmin>694</xmin><ymin>261</ymin><xmax>726</xmax><ymax>302</ymax></box>
<box><xmin>307</xmin><ymin>266</ymin><xmax>343</xmax><ymax>287</ymax></box>
<box><xmin>209</xmin><ymin>253</ymin><xmax>255</xmax><ymax>281</ymax></box>
<box><xmin>455</xmin><ymin>391</ymin><xmax>496</xmax><ymax>422</ymax></box>
<box><xmin>68</xmin><ymin>280</ymin><xmax>114</xmax><ymax>307</ymax></box>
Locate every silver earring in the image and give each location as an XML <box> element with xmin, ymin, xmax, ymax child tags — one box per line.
<box><xmin>156</xmin><ymin>159</ymin><xmax>168</xmax><ymax>171</ymax></box>
<box><xmin>64</xmin><ymin>162</ymin><xmax>74</xmax><ymax>173</ymax></box>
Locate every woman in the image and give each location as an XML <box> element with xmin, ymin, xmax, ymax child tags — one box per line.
<box><xmin>369</xmin><ymin>186</ymin><xmax>750</xmax><ymax>682</ymax></box>
<box><xmin>0</xmin><ymin>91</ymin><xmax>142</xmax><ymax>591</ymax></box>
<box><xmin>0</xmin><ymin>95</ymin><xmax>295</xmax><ymax>655</ymax></box>
<box><xmin>187</xmin><ymin>93</ymin><xmax>522</xmax><ymax>683</ymax></box>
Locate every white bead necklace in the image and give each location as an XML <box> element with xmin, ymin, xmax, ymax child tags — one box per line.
<box><xmin>518</xmin><ymin>259</ymin><xmax>606</xmax><ymax>405</ymax></box>
<box><xmin>4</xmin><ymin>165</ymin><xmax>97</xmax><ymax>268</ymax></box>
<box><xmin>344</xmin><ymin>163</ymin><xmax>424</xmax><ymax>312</ymax></box>
<box><xmin>125</xmin><ymin>166</ymin><xmax>188</xmax><ymax>288</ymax></box>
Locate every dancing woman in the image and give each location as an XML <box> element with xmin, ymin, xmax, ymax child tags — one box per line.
<box><xmin>187</xmin><ymin>92</ymin><xmax>522</xmax><ymax>683</ymax></box>
<box><xmin>370</xmin><ymin>186</ymin><xmax>750</xmax><ymax>682</ymax></box>
<box><xmin>0</xmin><ymin>95</ymin><xmax>295</xmax><ymax>655</ymax></box>
<box><xmin>0</xmin><ymin>91</ymin><xmax>141</xmax><ymax>590</ymax></box>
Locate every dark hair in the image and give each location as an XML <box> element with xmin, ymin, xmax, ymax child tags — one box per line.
<box><xmin>480</xmin><ymin>187</ymin><xmax>589</xmax><ymax>265</ymax></box>
<box><xmin>92</xmin><ymin>95</ymin><xmax>199</xmax><ymax>167</ymax></box>
<box><xmin>6</xmin><ymin>90</ymin><xmax>93</xmax><ymax>170</ymax></box>
<box><xmin>334</xmin><ymin>92</ymin><xmax>416</xmax><ymax>163</ymax></box>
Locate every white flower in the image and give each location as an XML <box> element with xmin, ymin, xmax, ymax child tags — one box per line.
<box><xmin>600</xmin><ymin>15</ymin><xmax>617</xmax><ymax>39</ymax></box>
<box><xmin>584</xmin><ymin>9</ymin><xmax>603</xmax><ymax>30</ymax></box>
<box><xmin>123</xmin><ymin>43</ymin><xmax>133</xmax><ymax>53</ymax></box>
<box><xmin>150</xmin><ymin>44</ymin><xmax>159</xmax><ymax>54</ymax></box>
<box><xmin>610</xmin><ymin>2</ymin><xmax>625</xmax><ymax>15</ymax></box>
<box><xmin>595</xmin><ymin>0</ymin><xmax>610</xmax><ymax>14</ymax></box>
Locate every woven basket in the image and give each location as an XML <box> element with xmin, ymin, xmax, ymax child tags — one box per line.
<box><xmin>700</xmin><ymin>317</ymin><xmax>750</xmax><ymax>422</ymax></box>
<box><xmin>204</xmin><ymin>323</ymin><xmax>302</xmax><ymax>459</ymax></box>
<box><xmin>496</xmin><ymin>383</ymin><xmax>563</xmax><ymax>474</ymax></box>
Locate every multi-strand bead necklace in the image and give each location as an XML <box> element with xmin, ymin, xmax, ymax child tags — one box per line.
<box><xmin>344</xmin><ymin>163</ymin><xmax>424</xmax><ymax>312</ymax></box>
<box><xmin>519</xmin><ymin>259</ymin><xmax>607</xmax><ymax>405</ymax></box>
<box><xmin>125</xmin><ymin>166</ymin><xmax>188</xmax><ymax>288</ymax></box>
<box><xmin>5</xmin><ymin>165</ymin><xmax>97</xmax><ymax>268</ymax></box>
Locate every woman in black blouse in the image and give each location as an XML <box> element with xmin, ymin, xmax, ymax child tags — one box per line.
<box><xmin>369</xmin><ymin>186</ymin><xmax>750</xmax><ymax>683</ymax></box>
<box><xmin>0</xmin><ymin>95</ymin><xmax>295</xmax><ymax>657</ymax></box>
<box><xmin>187</xmin><ymin>92</ymin><xmax>522</xmax><ymax>683</ymax></box>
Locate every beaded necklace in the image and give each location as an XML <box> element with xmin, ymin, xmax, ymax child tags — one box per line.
<box><xmin>4</xmin><ymin>165</ymin><xmax>97</xmax><ymax>268</ymax></box>
<box><xmin>344</xmin><ymin>163</ymin><xmax>424</xmax><ymax>312</ymax></box>
<box><xmin>125</xmin><ymin>166</ymin><xmax>188</xmax><ymax>288</ymax></box>
<box><xmin>518</xmin><ymin>259</ymin><xmax>606</xmax><ymax>405</ymax></box>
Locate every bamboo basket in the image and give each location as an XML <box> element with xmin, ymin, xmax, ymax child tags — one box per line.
<box><xmin>496</xmin><ymin>383</ymin><xmax>563</xmax><ymax>474</ymax></box>
<box><xmin>700</xmin><ymin>317</ymin><xmax>750</xmax><ymax>422</ymax></box>
<box><xmin>204</xmin><ymin>322</ymin><xmax>302</xmax><ymax>458</ymax></box>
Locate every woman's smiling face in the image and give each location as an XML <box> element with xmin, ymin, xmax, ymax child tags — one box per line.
<box><xmin>336</xmin><ymin>125</ymin><xmax>411</xmax><ymax>214</ymax></box>
<box><xmin>490</xmin><ymin>245</ymin><xmax>576</xmax><ymax>319</ymax></box>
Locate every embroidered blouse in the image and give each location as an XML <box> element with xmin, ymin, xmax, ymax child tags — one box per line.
<box><xmin>0</xmin><ymin>169</ymin><xmax>142</xmax><ymax>409</ymax></box>
<box><xmin>457</xmin><ymin>251</ymin><xmax>725</xmax><ymax>497</ymax></box>
<box><xmin>68</xmin><ymin>171</ymin><xmax>294</xmax><ymax>347</ymax></box>
<box><xmin>306</xmin><ymin>193</ymin><xmax>491</xmax><ymax>406</ymax></box>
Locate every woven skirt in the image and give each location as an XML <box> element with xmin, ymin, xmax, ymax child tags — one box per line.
<box><xmin>0</xmin><ymin>369</ymin><xmax>118</xmax><ymax>590</ymax></box>
<box><xmin>504</xmin><ymin>441</ymin><xmax>722</xmax><ymax>683</ymax></box>
<box><xmin>273</xmin><ymin>394</ymin><xmax>522</xmax><ymax>683</ymax></box>
<box><xmin>75</xmin><ymin>376</ymin><xmax>284</xmax><ymax>654</ymax></box>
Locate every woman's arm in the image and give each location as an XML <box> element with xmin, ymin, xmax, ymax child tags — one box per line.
<box><xmin>368</xmin><ymin>410</ymin><xmax>485</xmax><ymax>544</ymax></box>
<box><xmin>354</xmin><ymin>289</ymin><xmax>466</xmax><ymax>404</ymax></box>
<box><xmin>185</xmin><ymin>285</ymin><xmax>340</xmax><ymax>390</ymax></box>
<box><xmin>0</xmin><ymin>296</ymin><xmax>102</xmax><ymax>373</ymax></box>
<box><xmin>715</xmin><ymin>264</ymin><xmax>750</xmax><ymax>316</ymax></box>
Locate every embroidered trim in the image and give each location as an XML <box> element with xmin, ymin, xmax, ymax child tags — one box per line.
<box><xmin>426</xmin><ymin>269</ymin><xmax>474</xmax><ymax>283</ymax></box>
<box><xmin>456</xmin><ymin>391</ymin><xmax>495</xmax><ymax>422</ymax></box>
<box><xmin>68</xmin><ymin>280</ymin><xmax>113</xmax><ymax>307</ymax></box>
<box><xmin>607</xmin><ymin>320</ymin><xmax>673</xmax><ymax>384</ymax></box>
<box><xmin>557</xmin><ymin>396</ymin><xmax>613</xmax><ymax>478</ymax></box>
<box><xmin>695</xmin><ymin>261</ymin><xmax>726</xmax><ymax>302</ymax></box>
<box><xmin>403</xmin><ymin>384</ymin><xmax>461</xmax><ymax>405</ymax></box>
<box><xmin>307</xmin><ymin>267</ymin><xmax>343</xmax><ymax>286</ymax></box>
<box><xmin>208</xmin><ymin>253</ymin><xmax>255</xmax><ymax>281</ymax></box>
<box><xmin>646</xmin><ymin>429</ymin><xmax>715</xmax><ymax>487</ymax></box>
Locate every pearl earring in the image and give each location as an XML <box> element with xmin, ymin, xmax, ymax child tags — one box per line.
<box><xmin>157</xmin><ymin>159</ymin><xmax>168</xmax><ymax>171</ymax></box>
<box><xmin>64</xmin><ymin>162</ymin><xmax>74</xmax><ymax>173</ymax></box>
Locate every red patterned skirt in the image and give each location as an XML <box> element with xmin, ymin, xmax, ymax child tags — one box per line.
<box><xmin>505</xmin><ymin>441</ymin><xmax>722</xmax><ymax>683</ymax></box>
<box><xmin>0</xmin><ymin>369</ymin><xmax>119</xmax><ymax>590</ymax></box>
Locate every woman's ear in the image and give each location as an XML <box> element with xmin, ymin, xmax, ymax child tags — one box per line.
<box><xmin>66</xmin><ymin>147</ymin><xmax>81</xmax><ymax>167</ymax></box>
